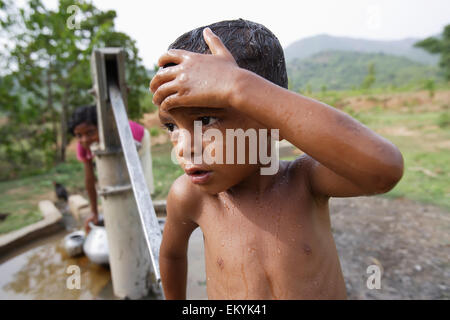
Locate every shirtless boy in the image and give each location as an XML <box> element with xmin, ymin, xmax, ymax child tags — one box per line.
<box><xmin>149</xmin><ymin>19</ymin><xmax>404</xmax><ymax>299</ymax></box>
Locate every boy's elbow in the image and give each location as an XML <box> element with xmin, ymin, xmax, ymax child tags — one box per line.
<box><xmin>370</xmin><ymin>149</ymin><xmax>404</xmax><ymax>194</ymax></box>
<box><xmin>375</xmin><ymin>165</ymin><xmax>403</xmax><ymax>194</ymax></box>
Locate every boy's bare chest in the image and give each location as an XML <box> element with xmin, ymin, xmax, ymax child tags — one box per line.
<box><xmin>194</xmin><ymin>192</ymin><xmax>335</xmax><ymax>299</ymax></box>
<box><xmin>196</xmin><ymin>190</ymin><xmax>320</xmax><ymax>267</ymax></box>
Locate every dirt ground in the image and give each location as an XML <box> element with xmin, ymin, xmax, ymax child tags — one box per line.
<box><xmin>336</xmin><ymin>90</ymin><xmax>450</xmax><ymax>112</ymax></box>
<box><xmin>330</xmin><ymin>196</ymin><xmax>449</xmax><ymax>299</ymax></box>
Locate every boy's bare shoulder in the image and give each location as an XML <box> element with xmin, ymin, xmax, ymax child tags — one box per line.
<box><xmin>285</xmin><ymin>154</ymin><xmax>321</xmax><ymax>197</ymax></box>
<box><xmin>286</xmin><ymin>153</ymin><xmax>315</xmax><ymax>179</ymax></box>
<box><xmin>166</xmin><ymin>174</ymin><xmax>205</xmax><ymax>222</ymax></box>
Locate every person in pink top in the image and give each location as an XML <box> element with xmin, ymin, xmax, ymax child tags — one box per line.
<box><xmin>68</xmin><ymin>105</ymin><xmax>155</xmax><ymax>232</ymax></box>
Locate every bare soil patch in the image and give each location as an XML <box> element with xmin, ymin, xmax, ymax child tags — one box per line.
<box><xmin>330</xmin><ymin>196</ymin><xmax>449</xmax><ymax>299</ymax></box>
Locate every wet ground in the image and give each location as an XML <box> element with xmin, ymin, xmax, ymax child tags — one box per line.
<box><xmin>0</xmin><ymin>226</ymin><xmax>207</xmax><ymax>299</ymax></box>
<box><xmin>0</xmin><ymin>196</ymin><xmax>448</xmax><ymax>299</ymax></box>
<box><xmin>0</xmin><ymin>204</ymin><xmax>207</xmax><ymax>300</ymax></box>
<box><xmin>0</xmin><ymin>230</ymin><xmax>116</xmax><ymax>299</ymax></box>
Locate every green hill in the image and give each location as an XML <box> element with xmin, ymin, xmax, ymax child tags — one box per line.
<box><xmin>287</xmin><ymin>50</ymin><xmax>440</xmax><ymax>92</ymax></box>
<box><xmin>284</xmin><ymin>34</ymin><xmax>438</xmax><ymax>65</ymax></box>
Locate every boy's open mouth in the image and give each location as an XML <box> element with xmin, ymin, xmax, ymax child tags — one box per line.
<box><xmin>190</xmin><ymin>170</ymin><xmax>209</xmax><ymax>175</ymax></box>
<box><xmin>185</xmin><ymin>167</ymin><xmax>212</xmax><ymax>184</ymax></box>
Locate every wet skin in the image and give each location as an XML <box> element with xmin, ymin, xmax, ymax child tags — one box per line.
<box><xmin>151</xmin><ymin>28</ymin><xmax>404</xmax><ymax>299</ymax></box>
<box><xmin>165</xmin><ymin>161</ymin><xmax>347</xmax><ymax>299</ymax></box>
<box><xmin>158</xmin><ymin>106</ymin><xmax>346</xmax><ymax>298</ymax></box>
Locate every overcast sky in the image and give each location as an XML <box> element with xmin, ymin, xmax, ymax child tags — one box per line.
<box><xmin>43</xmin><ymin>0</ymin><xmax>450</xmax><ymax>69</ymax></box>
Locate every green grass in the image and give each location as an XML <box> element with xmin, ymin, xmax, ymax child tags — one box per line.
<box><xmin>0</xmin><ymin>142</ymin><xmax>182</xmax><ymax>234</ymax></box>
<box><xmin>0</xmin><ymin>157</ymin><xmax>86</xmax><ymax>234</ymax></box>
<box><xmin>380</xmin><ymin>121</ymin><xmax>450</xmax><ymax>209</ymax></box>
<box><xmin>306</xmin><ymin>82</ymin><xmax>450</xmax><ymax>110</ymax></box>
<box><xmin>319</xmin><ymin>107</ymin><xmax>450</xmax><ymax>209</ymax></box>
<box><xmin>385</xmin><ymin>150</ymin><xmax>450</xmax><ymax>209</ymax></box>
<box><xmin>308</xmin><ymin>80</ymin><xmax>450</xmax><ymax>98</ymax></box>
<box><xmin>0</xmin><ymin>210</ymin><xmax>42</xmax><ymax>234</ymax></box>
<box><xmin>151</xmin><ymin>142</ymin><xmax>184</xmax><ymax>200</ymax></box>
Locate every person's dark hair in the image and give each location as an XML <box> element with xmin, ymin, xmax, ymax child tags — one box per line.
<box><xmin>169</xmin><ymin>19</ymin><xmax>288</xmax><ymax>89</ymax></box>
<box><xmin>68</xmin><ymin>105</ymin><xmax>98</xmax><ymax>135</ymax></box>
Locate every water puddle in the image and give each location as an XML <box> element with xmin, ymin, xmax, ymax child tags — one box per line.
<box><xmin>0</xmin><ymin>214</ymin><xmax>207</xmax><ymax>299</ymax></box>
<box><xmin>0</xmin><ymin>231</ymin><xmax>115</xmax><ymax>299</ymax></box>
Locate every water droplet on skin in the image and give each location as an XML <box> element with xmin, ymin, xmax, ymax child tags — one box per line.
<box><xmin>303</xmin><ymin>244</ymin><xmax>312</xmax><ymax>255</ymax></box>
<box><xmin>277</xmin><ymin>247</ymin><xmax>281</xmax><ymax>254</ymax></box>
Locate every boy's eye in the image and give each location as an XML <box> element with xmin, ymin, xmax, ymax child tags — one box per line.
<box><xmin>198</xmin><ymin>116</ymin><xmax>218</xmax><ymax>126</ymax></box>
<box><xmin>163</xmin><ymin>123</ymin><xmax>177</xmax><ymax>132</ymax></box>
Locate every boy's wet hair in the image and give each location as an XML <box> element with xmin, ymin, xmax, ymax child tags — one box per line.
<box><xmin>169</xmin><ymin>19</ymin><xmax>288</xmax><ymax>89</ymax></box>
<box><xmin>68</xmin><ymin>105</ymin><xmax>97</xmax><ymax>135</ymax></box>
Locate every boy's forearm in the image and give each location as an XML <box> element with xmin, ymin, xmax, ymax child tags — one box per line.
<box><xmin>230</xmin><ymin>69</ymin><xmax>403</xmax><ymax>188</ymax></box>
<box><xmin>160</xmin><ymin>255</ymin><xmax>188</xmax><ymax>299</ymax></box>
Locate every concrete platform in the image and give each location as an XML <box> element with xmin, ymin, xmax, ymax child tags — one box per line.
<box><xmin>68</xmin><ymin>195</ymin><xmax>167</xmax><ymax>223</ymax></box>
<box><xmin>68</xmin><ymin>195</ymin><xmax>90</xmax><ymax>223</ymax></box>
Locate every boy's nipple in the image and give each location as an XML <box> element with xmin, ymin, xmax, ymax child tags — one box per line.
<box><xmin>217</xmin><ymin>257</ymin><xmax>225</xmax><ymax>270</ymax></box>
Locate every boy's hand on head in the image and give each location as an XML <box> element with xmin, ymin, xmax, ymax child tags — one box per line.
<box><xmin>150</xmin><ymin>28</ymin><xmax>240</xmax><ymax>111</ymax></box>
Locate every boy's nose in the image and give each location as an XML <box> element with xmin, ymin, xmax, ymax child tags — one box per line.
<box><xmin>176</xmin><ymin>129</ymin><xmax>202</xmax><ymax>160</ymax></box>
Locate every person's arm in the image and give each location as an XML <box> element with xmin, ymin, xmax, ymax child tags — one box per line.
<box><xmin>160</xmin><ymin>176</ymin><xmax>199</xmax><ymax>299</ymax></box>
<box><xmin>150</xmin><ymin>28</ymin><xmax>403</xmax><ymax>199</ymax></box>
<box><xmin>231</xmin><ymin>70</ymin><xmax>404</xmax><ymax>198</ymax></box>
<box><xmin>83</xmin><ymin>159</ymin><xmax>98</xmax><ymax>232</ymax></box>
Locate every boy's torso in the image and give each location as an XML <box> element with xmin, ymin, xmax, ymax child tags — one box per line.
<box><xmin>187</xmin><ymin>159</ymin><xmax>347</xmax><ymax>299</ymax></box>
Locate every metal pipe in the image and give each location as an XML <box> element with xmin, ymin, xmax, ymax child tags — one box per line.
<box><xmin>109</xmin><ymin>82</ymin><xmax>163</xmax><ymax>284</ymax></box>
<box><xmin>90</xmin><ymin>48</ymin><xmax>163</xmax><ymax>299</ymax></box>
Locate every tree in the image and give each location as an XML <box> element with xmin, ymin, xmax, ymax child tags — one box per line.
<box><xmin>424</xmin><ymin>79</ymin><xmax>435</xmax><ymax>98</ymax></box>
<box><xmin>361</xmin><ymin>62</ymin><xmax>376</xmax><ymax>90</ymax></box>
<box><xmin>415</xmin><ymin>24</ymin><xmax>450</xmax><ymax>80</ymax></box>
<box><xmin>0</xmin><ymin>0</ymin><xmax>152</xmax><ymax>177</ymax></box>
